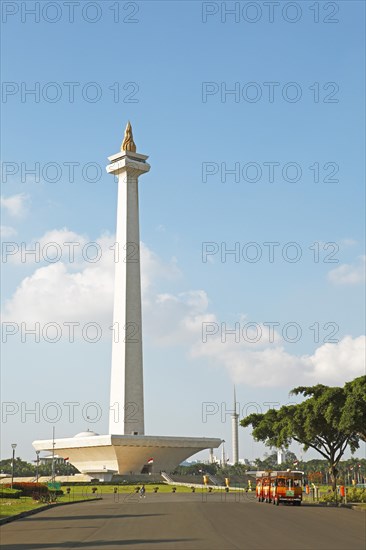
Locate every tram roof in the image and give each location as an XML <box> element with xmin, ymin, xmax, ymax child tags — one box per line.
<box><xmin>254</xmin><ymin>470</ymin><xmax>304</xmax><ymax>477</ymax></box>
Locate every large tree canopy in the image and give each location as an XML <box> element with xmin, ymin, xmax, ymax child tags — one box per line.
<box><xmin>341</xmin><ymin>376</ymin><xmax>366</xmax><ymax>442</ymax></box>
<box><xmin>241</xmin><ymin>376</ymin><xmax>366</xmax><ymax>490</ymax></box>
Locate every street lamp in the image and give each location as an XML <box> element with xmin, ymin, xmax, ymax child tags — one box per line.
<box><xmin>36</xmin><ymin>450</ymin><xmax>40</xmax><ymax>482</ymax></box>
<box><xmin>11</xmin><ymin>443</ymin><xmax>17</xmax><ymax>489</ymax></box>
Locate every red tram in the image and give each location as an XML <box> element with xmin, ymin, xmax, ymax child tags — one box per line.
<box><xmin>256</xmin><ymin>470</ymin><xmax>303</xmax><ymax>506</ymax></box>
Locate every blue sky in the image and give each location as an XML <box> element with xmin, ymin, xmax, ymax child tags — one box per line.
<box><xmin>1</xmin><ymin>1</ymin><xmax>365</xmax><ymax>463</ymax></box>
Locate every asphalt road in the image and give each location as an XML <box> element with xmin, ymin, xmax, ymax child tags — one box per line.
<box><xmin>0</xmin><ymin>493</ymin><xmax>365</xmax><ymax>550</ymax></box>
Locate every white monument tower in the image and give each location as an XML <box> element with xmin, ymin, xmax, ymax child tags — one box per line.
<box><xmin>221</xmin><ymin>442</ymin><xmax>226</xmax><ymax>466</ymax></box>
<box><xmin>277</xmin><ymin>448</ymin><xmax>285</xmax><ymax>465</ymax></box>
<box><xmin>106</xmin><ymin>122</ymin><xmax>149</xmax><ymax>436</ymax></box>
<box><xmin>231</xmin><ymin>386</ymin><xmax>239</xmax><ymax>464</ymax></box>
<box><xmin>33</xmin><ymin>123</ymin><xmax>222</xmax><ymax>478</ymax></box>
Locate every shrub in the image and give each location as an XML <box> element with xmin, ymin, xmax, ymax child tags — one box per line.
<box><xmin>0</xmin><ymin>488</ymin><xmax>22</xmax><ymax>499</ymax></box>
<box><xmin>346</xmin><ymin>488</ymin><xmax>366</xmax><ymax>503</ymax></box>
<box><xmin>320</xmin><ymin>488</ymin><xmax>366</xmax><ymax>503</ymax></box>
<box><xmin>4</xmin><ymin>482</ymin><xmax>49</xmax><ymax>497</ymax></box>
<box><xmin>49</xmin><ymin>489</ymin><xmax>64</xmax><ymax>496</ymax></box>
<box><xmin>319</xmin><ymin>491</ymin><xmax>338</xmax><ymax>503</ymax></box>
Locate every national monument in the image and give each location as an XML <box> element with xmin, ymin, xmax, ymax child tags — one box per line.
<box><xmin>33</xmin><ymin>123</ymin><xmax>222</xmax><ymax>479</ymax></box>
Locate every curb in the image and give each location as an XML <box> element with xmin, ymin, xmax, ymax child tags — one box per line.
<box><xmin>302</xmin><ymin>502</ymin><xmax>356</xmax><ymax>509</ymax></box>
<box><xmin>0</xmin><ymin>497</ymin><xmax>102</xmax><ymax>525</ymax></box>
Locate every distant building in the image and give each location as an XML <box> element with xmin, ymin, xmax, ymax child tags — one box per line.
<box><xmin>39</xmin><ymin>455</ymin><xmax>66</xmax><ymax>465</ymax></box>
<box><xmin>277</xmin><ymin>449</ymin><xmax>285</xmax><ymax>465</ymax></box>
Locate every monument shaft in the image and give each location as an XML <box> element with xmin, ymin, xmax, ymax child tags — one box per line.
<box><xmin>231</xmin><ymin>413</ymin><xmax>239</xmax><ymax>464</ymax></box>
<box><xmin>111</xmin><ymin>171</ymin><xmax>144</xmax><ymax>435</ymax></box>
<box><xmin>107</xmin><ymin>125</ymin><xmax>150</xmax><ymax>435</ymax></box>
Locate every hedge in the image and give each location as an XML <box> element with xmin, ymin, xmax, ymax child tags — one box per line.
<box><xmin>320</xmin><ymin>488</ymin><xmax>366</xmax><ymax>503</ymax></box>
<box><xmin>0</xmin><ymin>488</ymin><xmax>22</xmax><ymax>499</ymax></box>
<box><xmin>4</xmin><ymin>482</ymin><xmax>49</xmax><ymax>497</ymax></box>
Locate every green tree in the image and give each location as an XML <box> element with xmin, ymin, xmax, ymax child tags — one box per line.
<box><xmin>241</xmin><ymin>377</ymin><xmax>365</xmax><ymax>491</ymax></box>
<box><xmin>341</xmin><ymin>376</ymin><xmax>366</xmax><ymax>442</ymax></box>
<box><xmin>0</xmin><ymin>457</ymin><xmax>79</xmax><ymax>477</ymax></box>
<box><xmin>219</xmin><ymin>463</ymin><xmax>249</xmax><ymax>477</ymax></box>
<box><xmin>173</xmin><ymin>462</ymin><xmax>218</xmax><ymax>476</ymax></box>
<box><xmin>254</xmin><ymin>452</ymin><xmax>278</xmax><ymax>470</ymax></box>
<box><xmin>38</xmin><ymin>461</ymin><xmax>79</xmax><ymax>476</ymax></box>
<box><xmin>0</xmin><ymin>458</ymin><xmax>35</xmax><ymax>477</ymax></box>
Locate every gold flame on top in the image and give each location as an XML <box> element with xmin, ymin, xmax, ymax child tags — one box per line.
<box><xmin>121</xmin><ymin>121</ymin><xmax>137</xmax><ymax>152</ymax></box>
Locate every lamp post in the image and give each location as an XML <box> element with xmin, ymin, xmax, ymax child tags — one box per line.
<box><xmin>36</xmin><ymin>450</ymin><xmax>40</xmax><ymax>482</ymax></box>
<box><xmin>11</xmin><ymin>443</ymin><xmax>17</xmax><ymax>489</ymax></box>
<box><xmin>51</xmin><ymin>426</ymin><xmax>55</xmax><ymax>482</ymax></box>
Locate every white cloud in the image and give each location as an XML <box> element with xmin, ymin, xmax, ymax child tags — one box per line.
<box><xmin>2</xmin><ymin>231</ymin><xmax>114</xmax><ymax>325</ymax></box>
<box><xmin>0</xmin><ymin>193</ymin><xmax>29</xmax><ymax>218</ymax></box>
<box><xmin>328</xmin><ymin>256</ymin><xmax>365</xmax><ymax>285</ymax></box>
<box><xmin>4</xmin><ymin>227</ymin><xmax>90</xmax><ymax>266</ymax></box>
<box><xmin>2</xmin><ymin>230</ymin><xmax>180</xmax><ymax>328</ymax></box>
<box><xmin>141</xmin><ymin>286</ymin><xmax>364</xmax><ymax>388</ymax></box>
<box><xmin>0</xmin><ymin>225</ymin><xmax>17</xmax><ymax>238</ymax></box>
<box><xmin>193</xmin><ymin>331</ymin><xmax>365</xmax><ymax>388</ymax></box>
<box><xmin>307</xmin><ymin>335</ymin><xmax>365</xmax><ymax>384</ymax></box>
<box><xmin>2</xmin><ymin>260</ymin><xmax>114</xmax><ymax>326</ymax></box>
<box><xmin>2</xmin><ymin>228</ymin><xmax>364</xmax><ymax>388</ymax></box>
<box><xmin>144</xmin><ymin>290</ymin><xmax>214</xmax><ymax>347</ymax></box>
<box><xmin>140</xmin><ymin>243</ymin><xmax>181</xmax><ymax>298</ymax></box>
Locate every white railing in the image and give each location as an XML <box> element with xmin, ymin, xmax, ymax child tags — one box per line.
<box><xmin>160</xmin><ymin>472</ymin><xmax>243</xmax><ymax>492</ymax></box>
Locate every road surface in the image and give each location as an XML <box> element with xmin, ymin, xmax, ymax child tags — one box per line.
<box><xmin>1</xmin><ymin>492</ymin><xmax>364</xmax><ymax>549</ymax></box>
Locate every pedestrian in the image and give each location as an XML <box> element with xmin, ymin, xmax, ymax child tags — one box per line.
<box><xmin>139</xmin><ymin>485</ymin><xmax>146</xmax><ymax>498</ymax></box>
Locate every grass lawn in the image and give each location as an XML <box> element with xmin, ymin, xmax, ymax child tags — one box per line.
<box><xmin>0</xmin><ymin>491</ymin><xmax>100</xmax><ymax>518</ymax></box>
<box><xmin>0</xmin><ymin>486</ymin><xmax>200</xmax><ymax>517</ymax></box>
<box><xmin>0</xmin><ymin>497</ymin><xmax>41</xmax><ymax>518</ymax></box>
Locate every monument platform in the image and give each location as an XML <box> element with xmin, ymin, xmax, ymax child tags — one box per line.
<box><xmin>33</xmin><ymin>431</ymin><xmax>222</xmax><ymax>480</ymax></box>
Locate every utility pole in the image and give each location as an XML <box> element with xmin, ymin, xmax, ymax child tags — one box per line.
<box><xmin>231</xmin><ymin>386</ymin><xmax>239</xmax><ymax>464</ymax></box>
<box><xmin>11</xmin><ymin>443</ymin><xmax>17</xmax><ymax>489</ymax></box>
<box><xmin>36</xmin><ymin>450</ymin><xmax>40</xmax><ymax>482</ymax></box>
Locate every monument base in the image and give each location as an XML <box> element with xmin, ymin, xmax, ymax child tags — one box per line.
<box><xmin>33</xmin><ymin>432</ymin><xmax>222</xmax><ymax>478</ymax></box>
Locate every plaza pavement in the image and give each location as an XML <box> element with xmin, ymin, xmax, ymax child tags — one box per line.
<box><xmin>0</xmin><ymin>492</ymin><xmax>364</xmax><ymax>549</ymax></box>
